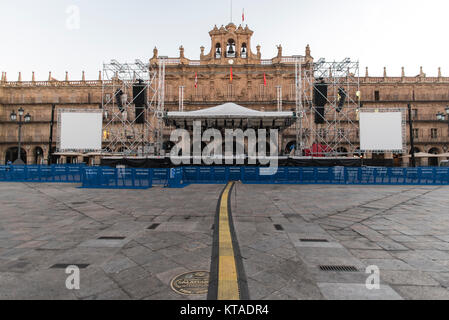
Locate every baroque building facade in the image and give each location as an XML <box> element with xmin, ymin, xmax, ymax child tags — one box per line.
<box><xmin>1</xmin><ymin>23</ymin><xmax>449</xmax><ymax>166</ymax></box>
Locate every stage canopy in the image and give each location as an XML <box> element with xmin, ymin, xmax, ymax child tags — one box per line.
<box><xmin>165</xmin><ymin>102</ymin><xmax>296</xmax><ymax>129</ymax></box>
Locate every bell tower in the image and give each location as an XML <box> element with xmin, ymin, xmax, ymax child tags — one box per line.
<box><xmin>200</xmin><ymin>23</ymin><xmax>259</xmax><ymax>64</ymax></box>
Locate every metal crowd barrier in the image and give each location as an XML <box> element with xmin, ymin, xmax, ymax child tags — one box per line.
<box><xmin>0</xmin><ymin>164</ymin><xmax>86</xmax><ymax>183</ymax></box>
<box><xmin>181</xmin><ymin>166</ymin><xmax>449</xmax><ymax>186</ymax></box>
<box><xmin>1</xmin><ymin>165</ymin><xmax>449</xmax><ymax>189</ymax></box>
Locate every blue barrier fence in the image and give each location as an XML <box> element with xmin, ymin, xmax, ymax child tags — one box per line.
<box><xmin>81</xmin><ymin>167</ymin><xmax>170</xmax><ymax>189</ymax></box>
<box><xmin>0</xmin><ymin>164</ymin><xmax>86</xmax><ymax>183</ymax></box>
<box><xmin>1</xmin><ymin>165</ymin><xmax>449</xmax><ymax>188</ymax></box>
<box><xmin>181</xmin><ymin>166</ymin><xmax>449</xmax><ymax>186</ymax></box>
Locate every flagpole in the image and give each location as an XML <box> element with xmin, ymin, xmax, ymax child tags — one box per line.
<box><xmin>230</xmin><ymin>0</ymin><xmax>233</xmax><ymax>22</ymax></box>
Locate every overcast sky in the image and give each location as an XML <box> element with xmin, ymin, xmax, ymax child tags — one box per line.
<box><xmin>0</xmin><ymin>0</ymin><xmax>447</xmax><ymax>81</ymax></box>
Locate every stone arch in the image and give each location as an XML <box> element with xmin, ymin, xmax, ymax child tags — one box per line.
<box><xmin>34</xmin><ymin>146</ymin><xmax>44</xmax><ymax>164</ymax></box>
<box><xmin>336</xmin><ymin>147</ymin><xmax>348</xmax><ymax>156</ymax></box>
<box><xmin>49</xmin><ymin>147</ymin><xmax>60</xmax><ymax>164</ymax></box>
<box><xmin>226</xmin><ymin>39</ymin><xmax>236</xmax><ymax>58</ymax></box>
<box><xmin>215</xmin><ymin>43</ymin><xmax>222</xmax><ymax>58</ymax></box>
<box><xmin>428</xmin><ymin>147</ymin><xmax>441</xmax><ymax>154</ymax></box>
<box><xmin>163</xmin><ymin>141</ymin><xmax>176</xmax><ymax>153</ymax></box>
<box><xmin>285</xmin><ymin>141</ymin><xmax>296</xmax><ymax>155</ymax></box>
<box><xmin>428</xmin><ymin>147</ymin><xmax>441</xmax><ymax>166</ymax></box>
<box><xmin>241</xmin><ymin>43</ymin><xmax>247</xmax><ymax>58</ymax></box>
<box><xmin>5</xmin><ymin>147</ymin><xmax>27</xmax><ymax>164</ymax></box>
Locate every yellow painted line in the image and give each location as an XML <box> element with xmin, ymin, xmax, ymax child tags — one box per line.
<box><xmin>217</xmin><ymin>182</ymin><xmax>240</xmax><ymax>300</ymax></box>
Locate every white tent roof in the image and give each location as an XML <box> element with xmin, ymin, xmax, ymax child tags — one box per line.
<box><xmin>167</xmin><ymin>102</ymin><xmax>294</xmax><ymax>119</ymax></box>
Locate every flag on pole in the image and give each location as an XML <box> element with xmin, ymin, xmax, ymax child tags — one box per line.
<box><xmin>242</xmin><ymin>9</ymin><xmax>245</xmax><ymax>24</ymax></box>
<box><xmin>263</xmin><ymin>72</ymin><xmax>267</xmax><ymax>87</ymax></box>
<box><xmin>230</xmin><ymin>67</ymin><xmax>233</xmax><ymax>82</ymax></box>
<box><xmin>194</xmin><ymin>72</ymin><xmax>198</xmax><ymax>88</ymax></box>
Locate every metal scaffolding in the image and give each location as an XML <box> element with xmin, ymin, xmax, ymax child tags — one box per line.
<box><xmin>295</xmin><ymin>57</ymin><xmax>361</xmax><ymax>157</ymax></box>
<box><xmin>101</xmin><ymin>59</ymin><xmax>166</xmax><ymax>156</ymax></box>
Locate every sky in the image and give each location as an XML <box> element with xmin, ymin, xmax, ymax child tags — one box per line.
<box><xmin>0</xmin><ymin>0</ymin><xmax>447</xmax><ymax>81</ymax></box>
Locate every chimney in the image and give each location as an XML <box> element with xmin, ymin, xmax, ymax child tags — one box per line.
<box><xmin>98</xmin><ymin>70</ymin><xmax>102</xmax><ymax>81</ymax></box>
<box><xmin>32</xmin><ymin>71</ymin><xmax>35</xmax><ymax>82</ymax></box>
<box><xmin>48</xmin><ymin>71</ymin><xmax>52</xmax><ymax>81</ymax></box>
<box><xmin>383</xmin><ymin>67</ymin><xmax>387</xmax><ymax>78</ymax></box>
<box><xmin>365</xmin><ymin>67</ymin><xmax>369</xmax><ymax>77</ymax></box>
<box><xmin>82</xmin><ymin>71</ymin><xmax>85</xmax><ymax>82</ymax></box>
<box><xmin>65</xmin><ymin>71</ymin><xmax>69</xmax><ymax>81</ymax></box>
<box><xmin>18</xmin><ymin>72</ymin><xmax>22</xmax><ymax>82</ymax></box>
<box><xmin>401</xmin><ymin>67</ymin><xmax>405</xmax><ymax>77</ymax></box>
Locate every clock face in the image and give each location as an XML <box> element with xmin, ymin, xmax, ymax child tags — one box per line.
<box><xmin>228</xmin><ymin>59</ymin><xmax>234</xmax><ymax>65</ymax></box>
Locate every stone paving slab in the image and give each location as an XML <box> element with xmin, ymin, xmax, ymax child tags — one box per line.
<box><xmin>1</xmin><ymin>182</ymin><xmax>449</xmax><ymax>300</ymax></box>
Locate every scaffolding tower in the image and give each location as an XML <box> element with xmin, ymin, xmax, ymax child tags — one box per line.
<box><xmin>101</xmin><ymin>59</ymin><xmax>166</xmax><ymax>156</ymax></box>
<box><xmin>295</xmin><ymin>57</ymin><xmax>360</xmax><ymax>157</ymax></box>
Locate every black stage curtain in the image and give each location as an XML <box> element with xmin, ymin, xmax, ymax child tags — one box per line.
<box><xmin>101</xmin><ymin>157</ymin><xmax>370</xmax><ymax>168</ymax></box>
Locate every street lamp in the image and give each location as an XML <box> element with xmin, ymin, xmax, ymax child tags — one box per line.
<box><xmin>408</xmin><ymin>104</ymin><xmax>416</xmax><ymax>167</ymax></box>
<box><xmin>9</xmin><ymin>108</ymin><xmax>32</xmax><ymax>165</ymax></box>
<box><xmin>437</xmin><ymin>111</ymin><xmax>449</xmax><ymax>145</ymax></box>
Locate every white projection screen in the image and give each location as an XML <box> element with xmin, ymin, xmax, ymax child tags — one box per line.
<box><xmin>58</xmin><ymin>110</ymin><xmax>103</xmax><ymax>151</ymax></box>
<box><xmin>360</xmin><ymin>111</ymin><xmax>404</xmax><ymax>152</ymax></box>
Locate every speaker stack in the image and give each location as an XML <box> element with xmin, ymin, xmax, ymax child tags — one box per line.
<box><xmin>133</xmin><ymin>79</ymin><xmax>147</xmax><ymax>124</ymax></box>
<box><xmin>313</xmin><ymin>79</ymin><xmax>328</xmax><ymax>124</ymax></box>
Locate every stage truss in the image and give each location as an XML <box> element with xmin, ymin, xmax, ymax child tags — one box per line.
<box><xmin>295</xmin><ymin>58</ymin><xmax>361</xmax><ymax>157</ymax></box>
<box><xmin>101</xmin><ymin>59</ymin><xmax>166</xmax><ymax>156</ymax></box>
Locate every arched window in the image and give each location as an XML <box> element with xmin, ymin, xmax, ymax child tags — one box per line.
<box><xmin>429</xmin><ymin>147</ymin><xmax>440</xmax><ymax>155</ymax></box>
<box><xmin>215</xmin><ymin>43</ymin><xmax>222</xmax><ymax>58</ymax></box>
<box><xmin>336</xmin><ymin>147</ymin><xmax>348</xmax><ymax>156</ymax></box>
<box><xmin>34</xmin><ymin>147</ymin><xmax>44</xmax><ymax>164</ymax></box>
<box><xmin>5</xmin><ymin>147</ymin><xmax>27</xmax><ymax>164</ymax></box>
<box><xmin>285</xmin><ymin>141</ymin><xmax>296</xmax><ymax>155</ymax></box>
<box><xmin>241</xmin><ymin>43</ymin><xmax>247</xmax><ymax>58</ymax></box>
<box><xmin>226</xmin><ymin>39</ymin><xmax>236</xmax><ymax>58</ymax></box>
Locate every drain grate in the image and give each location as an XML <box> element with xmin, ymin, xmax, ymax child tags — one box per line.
<box><xmin>148</xmin><ymin>223</ymin><xmax>160</xmax><ymax>230</ymax></box>
<box><xmin>300</xmin><ymin>239</ymin><xmax>329</xmax><ymax>243</ymax></box>
<box><xmin>98</xmin><ymin>236</ymin><xmax>126</xmax><ymax>240</ymax></box>
<box><xmin>319</xmin><ymin>265</ymin><xmax>358</xmax><ymax>272</ymax></box>
<box><xmin>50</xmin><ymin>264</ymin><xmax>90</xmax><ymax>269</ymax></box>
<box><xmin>274</xmin><ymin>224</ymin><xmax>284</xmax><ymax>231</ymax></box>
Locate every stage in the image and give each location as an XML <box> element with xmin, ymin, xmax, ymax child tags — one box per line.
<box><xmin>99</xmin><ymin>156</ymin><xmax>395</xmax><ymax>168</ymax></box>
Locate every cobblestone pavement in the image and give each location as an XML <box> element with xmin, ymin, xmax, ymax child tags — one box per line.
<box><xmin>1</xmin><ymin>182</ymin><xmax>449</xmax><ymax>300</ymax></box>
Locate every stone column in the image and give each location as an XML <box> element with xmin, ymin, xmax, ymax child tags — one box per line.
<box><xmin>402</xmin><ymin>156</ymin><xmax>410</xmax><ymax>167</ymax></box>
<box><xmin>422</xmin><ymin>157</ymin><xmax>429</xmax><ymax>167</ymax></box>
<box><xmin>0</xmin><ymin>147</ymin><xmax>6</xmax><ymax>165</ymax></box>
<box><xmin>25</xmin><ymin>146</ymin><xmax>33</xmax><ymax>165</ymax></box>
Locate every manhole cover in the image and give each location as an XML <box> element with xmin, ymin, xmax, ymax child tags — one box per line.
<box><xmin>170</xmin><ymin>271</ymin><xmax>209</xmax><ymax>295</ymax></box>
